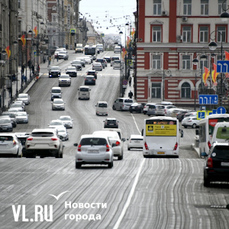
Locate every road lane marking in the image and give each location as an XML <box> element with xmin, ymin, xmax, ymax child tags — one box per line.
<box><xmin>131</xmin><ymin>113</ymin><xmax>142</xmax><ymax>134</ymax></box>
<box><xmin>113</xmin><ymin>159</ymin><xmax>145</xmax><ymax>229</ymax></box>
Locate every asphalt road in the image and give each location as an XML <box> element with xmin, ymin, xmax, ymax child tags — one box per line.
<box><xmin>0</xmin><ymin>51</ymin><xmax>228</xmax><ymax>229</ymax></box>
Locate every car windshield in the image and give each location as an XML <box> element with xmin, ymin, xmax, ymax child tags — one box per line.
<box><xmin>60</xmin><ymin>117</ymin><xmax>71</xmax><ymax>121</ymax></box>
<box><xmin>124</xmin><ymin>99</ymin><xmax>133</xmax><ymax>103</ymax></box>
<box><xmin>50</xmin><ymin>121</ymin><xmax>62</xmax><ymax>125</ymax></box>
<box><xmin>80</xmin><ymin>138</ymin><xmax>107</xmax><ymax>146</ymax></box>
<box><xmin>0</xmin><ymin>136</ymin><xmax>13</xmax><ymax>141</ymax></box>
<box><xmin>80</xmin><ymin>88</ymin><xmax>88</xmax><ymax>91</ymax></box>
<box><xmin>60</xmin><ymin>75</ymin><xmax>69</xmax><ymax>78</ymax></box>
<box><xmin>54</xmin><ymin>100</ymin><xmax>63</xmax><ymax>104</ymax></box>
<box><xmin>31</xmin><ymin>132</ymin><xmax>54</xmax><ymax>137</ymax></box>
<box><xmin>98</xmin><ymin>103</ymin><xmax>107</xmax><ymax>108</ymax></box>
<box><xmin>16</xmin><ymin>112</ymin><xmax>27</xmax><ymax>116</ymax></box>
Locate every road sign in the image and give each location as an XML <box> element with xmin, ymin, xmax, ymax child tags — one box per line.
<box><xmin>199</xmin><ymin>94</ymin><xmax>218</xmax><ymax>105</ymax></box>
<box><xmin>123</xmin><ymin>80</ymin><xmax>127</xmax><ymax>85</ymax></box>
<box><xmin>217</xmin><ymin>60</ymin><xmax>229</xmax><ymax>73</ymax></box>
<box><xmin>197</xmin><ymin>111</ymin><xmax>206</xmax><ymax>120</ymax></box>
<box><xmin>216</xmin><ymin>106</ymin><xmax>226</xmax><ymax>114</ymax></box>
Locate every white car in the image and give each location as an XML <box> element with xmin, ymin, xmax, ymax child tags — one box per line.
<box><xmin>74</xmin><ymin>134</ymin><xmax>113</xmax><ymax>169</ymax></box>
<box><xmin>58</xmin><ymin>74</ymin><xmax>71</xmax><ymax>87</ymax></box>
<box><xmin>0</xmin><ymin>133</ymin><xmax>23</xmax><ymax>157</ymax></box>
<box><xmin>48</xmin><ymin>119</ymin><xmax>65</xmax><ymax>130</ymax></box>
<box><xmin>57</xmin><ymin>127</ymin><xmax>69</xmax><ymax>141</ymax></box>
<box><xmin>25</xmin><ymin>128</ymin><xmax>64</xmax><ymax>158</ymax></box>
<box><xmin>17</xmin><ymin>93</ymin><xmax>30</xmax><ymax>105</ymax></box>
<box><xmin>92</xmin><ymin>62</ymin><xmax>103</xmax><ymax>71</ymax></box>
<box><xmin>127</xmin><ymin>135</ymin><xmax>144</xmax><ymax>150</ymax></box>
<box><xmin>181</xmin><ymin>116</ymin><xmax>200</xmax><ymax>128</ymax></box>
<box><xmin>93</xmin><ymin>130</ymin><xmax>125</xmax><ymax>160</ymax></box>
<box><xmin>52</xmin><ymin>98</ymin><xmax>65</xmax><ymax>110</ymax></box>
<box><xmin>15</xmin><ymin>111</ymin><xmax>29</xmax><ymax>124</ymax></box>
<box><xmin>59</xmin><ymin>116</ymin><xmax>73</xmax><ymax>128</ymax></box>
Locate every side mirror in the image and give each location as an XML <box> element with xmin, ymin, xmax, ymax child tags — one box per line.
<box><xmin>122</xmin><ymin>138</ymin><xmax>126</xmax><ymax>142</ymax></box>
<box><xmin>141</xmin><ymin>129</ymin><xmax>144</xmax><ymax>136</ymax></box>
<box><xmin>73</xmin><ymin>143</ymin><xmax>78</xmax><ymax>147</ymax></box>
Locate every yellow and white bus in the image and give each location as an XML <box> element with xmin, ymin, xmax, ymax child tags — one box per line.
<box><xmin>143</xmin><ymin>116</ymin><xmax>181</xmax><ymax>158</ymax></box>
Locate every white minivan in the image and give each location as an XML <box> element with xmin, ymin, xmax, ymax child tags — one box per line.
<box><xmin>211</xmin><ymin>122</ymin><xmax>229</xmax><ymax>145</ymax></box>
<box><xmin>78</xmin><ymin>86</ymin><xmax>90</xmax><ymax>100</ymax></box>
<box><xmin>95</xmin><ymin>101</ymin><xmax>108</xmax><ymax>116</ymax></box>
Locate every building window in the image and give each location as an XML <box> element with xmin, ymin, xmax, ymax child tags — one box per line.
<box><xmin>152</xmin><ymin>55</ymin><xmax>161</xmax><ymax>69</ymax></box>
<box><xmin>182</xmin><ymin>26</ymin><xmax>192</xmax><ymax>42</ymax></box>
<box><xmin>181</xmin><ymin>82</ymin><xmax>191</xmax><ymax>98</ymax></box>
<box><xmin>201</xmin><ymin>0</ymin><xmax>209</xmax><ymax>15</ymax></box>
<box><xmin>199</xmin><ymin>26</ymin><xmax>209</xmax><ymax>43</ymax></box>
<box><xmin>218</xmin><ymin>0</ymin><xmax>226</xmax><ymax>15</ymax></box>
<box><xmin>151</xmin><ymin>83</ymin><xmax>161</xmax><ymax>98</ymax></box>
<box><xmin>152</xmin><ymin>26</ymin><xmax>161</xmax><ymax>42</ymax></box>
<box><xmin>200</xmin><ymin>56</ymin><xmax>209</xmax><ymax>69</ymax></box>
<box><xmin>153</xmin><ymin>0</ymin><xmax>162</xmax><ymax>15</ymax></box>
<box><xmin>183</xmin><ymin>0</ymin><xmax>192</xmax><ymax>15</ymax></box>
<box><xmin>217</xmin><ymin>26</ymin><xmax>226</xmax><ymax>43</ymax></box>
<box><xmin>18</xmin><ymin>0</ymin><xmax>21</xmax><ymax>8</ymax></box>
<box><xmin>182</xmin><ymin>55</ymin><xmax>191</xmax><ymax>70</ymax></box>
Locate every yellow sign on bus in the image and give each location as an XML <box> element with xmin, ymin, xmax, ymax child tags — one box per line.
<box><xmin>146</xmin><ymin>124</ymin><xmax>177</xmax><ymax>136</ymax></box>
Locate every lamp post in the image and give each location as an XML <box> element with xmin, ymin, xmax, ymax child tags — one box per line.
<box><xmin>220</xmin><ymin>0</ymin><xmax>229</xmax><ymax>21</ymax></box>
<box><xmin>193</xmin><ymin>58</ymin><xmax>199</xmax><ymax>111</ymax></box>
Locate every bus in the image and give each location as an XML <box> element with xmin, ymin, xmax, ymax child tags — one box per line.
<box><xmin>84</xmin><ymin>45</ymin><xmax>97</xmax><ymax>56</ymax></box>
<box><xmin>197</xmin><ymin>114</ymin><xmax>229</xmax><ymax>156</ymax></box>
<box><xmin>143</xmin><ymin>116</ymin><xmax>182</xmax><ymax>158</ymax></box>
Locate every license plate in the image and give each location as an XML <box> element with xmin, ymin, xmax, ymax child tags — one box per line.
<box><xmin>134</xmin><ymin>140</ymin><xmax>140</xmax><ymax>143</ymax></box>
<box><xmin>157</xmin><ymin>152</ymin><xmax>165</xmax><ymax>154</ymax></box>
<box><xmin>88</xmin><ymin>150</ymin><xmax>99</xmax><ymax>153</ymax></box>
<box><xmin>221</xmin><ymin>162</ymin><xmax>229</xmax><ymax>166</ymax></box>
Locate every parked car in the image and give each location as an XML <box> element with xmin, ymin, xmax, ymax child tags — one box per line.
<box><xmin>0</xmin><ymin>133</ymin><xmax>23</xmax><ymax>157</ymax></box>
<box><xmin>129</xmin><ymin>103</ymin><xmax>144</xmax><ymax>113</ymax></box>
<box><xmin>181</xmin><ymin>116</ymin><xmax>200</xmax><ymax>128</ymax></box>
<box><xmin>17</xmin><ymin>93</ymin><xmax>30</xmax><ymax>105</ymax></box>
<box><xmin>9</xmin><ymin>102</ymin><xmax>25</xmax><ymax>111</ymax></box>
<box><xmin>1</xmin><ymin>112</ymin><xmax>17</xmax><ymax>127</ymax></box>
<box><xmin>15</xmin><ymin>111</ymin><xmax>29</xmax><ymax>124</ymax></box>
<box><xmin>127</xmin><ymin>135</ymin><xmax>144</xmax><ymax>150</ymax></box>
<box><xmin>25</xmin><ymin>128</ymin><xmax>64</xmax><ymax>158</ymax></box>
<box><xmin>96</xmin><ymin>58</ymin><xmax>106</xmax><ymax>68</ymax></box>
<box><xmin>87</xmin><ymin>70</ymin><xmax>97</xmax><ymax>79</ymax></box>
<box><xmin>49</xmin><ymin>66</ymin><xmax>61</xmax><ymax>78</ymax></box>
<box><xmin>74</xmin><ymin>134</ymin><xmax>114</xmax><ymax>168</ymax></box>
<box><xmin>103</xmin><ymin>118</ymin><xmax>119</xmax><ymax>128</ymax></box>
<box><xmin>57</xmin><ymin>127</ymin><xmax>69</xmax><ymax>141</ymax></box>
<box><xmin>59</xmin><ymin>115</ymin><xmax>73</xmax><ymax>128</ymax></box>
<box><xmin>84</xmin><ymin>75</ymin><xmax>96</xmax><ymax>85</ymax></box>
<box><xmin>58</xmin><ymin>50</ymin><xmax>68</xmax><ymax>60</ymax></box>
<box><xmin>15</xmin><ymin>132</ymin><xmax>30</xmax><ymax>156</ymax></box>
<box><xmin>112</xmin><ymin>98</ymin><xmax>133</xmax><ymax>111</ymax></box>
<box><xmin>58</xmin><ymin>74</ymin><xmax>71</xmax><ymax>87</ymax></box>
<box><xmin>92</xmin><ymin>62</ymin><xmax>103</xmax><ymax>71</ymax></box>
<box><xmin>71</xmin><ymin>60</ymin><xmax>82</xmax><ymax>71</ymax></box>
<box><xmin>65</xmin><ymin>66</ymin><xmax>77</xmax><ymax>77</ymax></box>
<box><xmin>52</xmin><ymin>98</ymin><xmax>65</xmax><ymax>110</ymax></box>
<box><xmin>203</xmin><ymin>142</ymin><xmax>229</xmax><ymax>187</ymax></box>
<box><xmin>167</xmin><ymin>108</ymin><xmax>187</xmax><ymax>117</ymax></box>
<box><xmin>0</xmin><ymin>117</ymin><xmax>13</xmax><ymax>132</ymax></box>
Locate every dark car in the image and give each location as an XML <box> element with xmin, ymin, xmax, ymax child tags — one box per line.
<box><xmin>104</xmin><ymin>56</ymin><xmax>111</xmax><ymax>63</ymax></box>
<box><xmin>129</xmin><ymin>103</ymin><xmax>144</xmax><ymax>113</ymax></box>
<box><xmin>87</xmin><ymin>70</ymin><xmax>97</xmax><ymax>79</ymax></box>
<box><xmin>203</xmin><ymin>143</ymin><xmax>229</xmax><ymax>187</ymax></box>
<box><xmin>176</xmin><ymin>110</ymin><xmax>189</xmax><ymax>122</ymax></box>
<box><xmin>95</xmin><ymin>58</ymin><xmax>106</xmax><ymax>68</ymax></box>
<box><xmin>84</xmin><ymin>76</ymin><xmax>96</xmax><ymax>85</ymax></box>
<box><xmin>103</xmin><ymin>118</ymin><xmax>119</xmax><ymax>128</ymax></box>
<box><xmin>49</xmin><ymin>66</ymin><xmax>61</xmax><ymax>78</ymax></box>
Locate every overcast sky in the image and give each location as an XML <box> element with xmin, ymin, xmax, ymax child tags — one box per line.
<box><xmin>79</xmin><ymin>0</ymin><xmax>136</xmax><ymax>35</ymax></box>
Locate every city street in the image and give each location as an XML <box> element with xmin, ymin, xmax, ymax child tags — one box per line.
<box><xmin>0</xmin><ymin>51</ymin><xmax>228</xmax><ymax>229</ymax></box>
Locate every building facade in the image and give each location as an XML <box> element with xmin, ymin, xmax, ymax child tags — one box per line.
<box><xmin>136</xmin><ymin>0</ymin><xmax>229</xmax><ymax>107</ymax></box>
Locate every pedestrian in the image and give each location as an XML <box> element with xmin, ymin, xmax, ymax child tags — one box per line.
<box><xmin>56</xmin><ymin>54</ymin><xmax>59</xmax><ymax>62</ymax></box>
<box><xmin>129</xmin><ymin>77</ymin><xmax>132</xmax><ymax>86</ymax></box>
<box><xmin>128</xmin><ymin>90</ymin><xmax>133</xmax><ymax>99</ymax></box>
<box><xmin>31</xmin><ymin>65</ymin><xmax>34</xmax><ymax>75</ymax></box>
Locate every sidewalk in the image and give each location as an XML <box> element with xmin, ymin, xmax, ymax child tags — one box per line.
<box><xmin>124</xmin><ymin>71</ymin><xmax>134</xmax><ymax>99</ymax></box>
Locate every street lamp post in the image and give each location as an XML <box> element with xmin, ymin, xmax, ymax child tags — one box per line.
<box><xmin>193</xmin><ymin>58</ymin><xmax>199</xmax><ymax>111</ymax></box>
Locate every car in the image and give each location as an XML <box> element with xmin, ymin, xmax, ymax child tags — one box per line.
<box><xmin>15</xmin><ymin>132</ymin><xmax>30</xmax><ymax>156</ymax></box>
<box><xmin>9</xmin><ymin>102</ymin><xmax>25</xmax><ymax>111</ymax></box>
<box><xmin>110</xmin><ymin>56</ymin><xmax>120</xmax><ymax>66</ymax></box>
<box><xmin>78</xmin><ymin>86</ymin><xmax>91</xmax><ymax>100</ymax></box>
<box><xmin>8</xmin><ymin>107</ymin><xmax>24</xmax><ymax>113</ymax></box>
<box><xmin>0</xmin><ymin>117</ymin><xmax>13</xmax><ymax>132</ymax></box>
<box><xmin>112</xmin><ymin>98</ymin><xmax>133</xmax><ymax>111</ymax></box>
<box><xmin>92</xmin><ymin>62</ymin><xmax>103</xmax><ymax>71</ymax></box>
<box><xmin>59</xmin><ymin>115</ymin><xmax>73</xmax><ymax>128</ymax></box>
<box><xmin>58</xmin><ymin>50</ymin><xmax>69</xmax><ymax>60</ymax></box>
<box><xmin>176</xmin><ymin>110</ymin><xmax>191</xmax><ymax>122</ymax></box>
<box><xmin>87</xmin><ymin>70</ymin><xmax>97</xmax><ymax>79</ymax></box>
<box><xmin>103</xmin><ymin>118</ymin><xmax>119</xmax><ymax>128</ymax></box>
<box><xmin>96</xmin><ymin>58</ymin><xmax>106</xmax><ymax>68</ymax></box>
<box><xmin>51</xmin><ymin>87</ymin><xmax>62</xmax><ymax>101</ymax></box>
<box><xmin>71</xmin><ymin>60</ymin><xmax>82</xmax><ymax>71</ymax></box>
<box><xmin>154</xmin><ymin>105</ymin><xmax>165</xmax><ymax>116</ymax></box>
<box><xmin>84</xmin><ymin>75</ymin><xmax>96</xmax><ymax>85</ymax></box>
<box><xmin>58</xmin><ymin>74</ymin><xmax>71</xmax><ymax>87</ymax></box>
<box><xmin>83</xmin><ymin>57</ymin><xmax>92</xmax><ymax>64</ymax></box>
<box><xmin>74</xmin><ymin>134</ymin><xmax>114</xmax><ymax>169</ymax></box>
<box><xmin>127</xmin><ymin>135</ymin><xmax>144</xmax><ymax>150</ymax></box>
<box><xmin>15</xmin><ymin>111</ymin><xmax>29</xmax><ymax>124</ymax></box>
<box><xmin>143</xmin><ymin>103</ymin><xmax>154</xmax><ymax>114</ymax></box>
<box><xmin>25</xmin><ymin>128</ymin><xmax>64</xmax><ymax>158</ymax></box>
<box><xmin>78</xmin><ymin>58</ymin><xmax>86</xmax><ymax>67</ymax></box>
<box><xmin>52</xmin><ymin>98</ymin><xmax>65</xmax><ymax>110</ymax></box>
<box><xmin>17</xmin><ymin>93</ymin><xmax>30</xmax><ymax>105</ymax></box>
<box><xmin>113</xmin><ymin>60</ymin><xmax>122</xmax><ymax>70</ymax></box>
<box><xmin>164</xmin><ymin>105</ymin><xmax>177</xmax><ymax>115</ymax></box>
<box><xmin>1</xmin><ymin>112</ymin><xmax>17</xmax><ymax>127</ymax></box>
<box><xmin>95</xmin><ymin>101</ymin><xmax>108</xmax><ymax>116</ymax></box>
<box><xmin>104</xmin><ymin>56</ymin><xmax>111</xmax><ymax>63</ymax></box>
<box><xmin>54</xmin><ymin>48</ymin><xmax>66</xmax><ymax>58</ymax></box>
<box><xmin>57</xmin><ymin>127</ymin><xmax>69</xmax><ymax>141</ymax></box>
<box><xmin>93</xmin><ymin>130</ymin><xmax>124</xmax><ymax>160</ymax></box>
<box><xmin>65</xmin><ymin>66</ymin><xmax>77</xmax><ymax>77</ymax></box>
<box><xmin>181</xmin><ymin>116</ymin><xmax>199</xmax><ymax>128</ymax></box>
<box><xmin>13</xmin><ymin>100</ymin><xmax>26</xmax><ymax>110</ymax></box>
<box><xmin>203</xmin><ymin>142</ymin><xmax>229</xmax><ymax>187</ymax></box>
<box><xmin>129</xmin><ymin>103</ymin><xmax>144</xmax><ymax>113</ymax></box>
<box><xmin>48</xmin><ymin>119</ymin><xmax>65</xmax><ymax>129</ymax></box>
<box><xmin>49</xmin><ymin>66</ymin><xmax>61</xmax><ymax>78</ymax></box>
<box><xmin>166</xmin><ymin>107</ymin><xmax>185</xmax><ymax>117</ymax></box>
<box><xmin>0</xmin><ymin>133</ymin><xmax>23</xmax><ymax>157</ymax></box>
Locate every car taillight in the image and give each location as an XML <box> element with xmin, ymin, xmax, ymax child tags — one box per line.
<box><xmin>144</xmin><ymin>142</ymin><xmax>149</xmax><ymax>150</ymax></box>
<box><xmin>173</xmin><ymin>142</ymin><xmax>178</xmax><ymax>150</ymax></box>
<box><xmin>78</xmin><ymin>144</ymin><xmax>81</xmax><ymax>152</ymax></box>
<box><xmin>208</xmin><ymin>141</ymin><xmax>211</xmax><ymax>149</ymax></box>
<box><xmin>51</xmin><ymin>138</ymin><xmax>58</xmax><ymax>141</ymax></box>
<box><xmin>106</xmin><ymin>144</ymin><xmax>110</xmax><ymax>152</ymax></box>
<box><xmin>27</xmin><ymin>137</ymin><xmax>33</xmax><ymax>141</ymax></box>
<box><xmin>207</xmin><ymin>157</ymin><xmax>213</xmax><ymax>168</ymax></box>
<box><xmin>115</xmin><ymin>141</ymin><xmax>120</xmax><ymax>146</ymax></box>
<box><xmin>13</xmin><ymin>140</ymin><xmax>17</xmax><ymax>145</ymax></box>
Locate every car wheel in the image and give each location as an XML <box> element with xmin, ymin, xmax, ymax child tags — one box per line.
<box><xmin>128</xmin><ymin>147</ymin><xmax>130</xmax><ymax>150</ymax></box>
<box><xmin>192</xmin><ymin>123</ymin><xmax>197</xmax><ymax>128</ymax></box>
<box><xmin>184</xmin><ymin>126</ymin><xmax>187</xmax><ymax>128</ymax></box>
<box><xmin>118</xmin><ymin>155</ymin><xmax>123</xmax><ymax>160</ymax></box>
<box><xmin>75</xmin><ymin>162</ymin><xmax>81</xmax><ymax>169</ymax></box>
<box><xmin>108</xmin><ymin>161</ymin><xmax>113</xmax><ymax>168</ymax></box>
<box><xmin>112</xmin><ymin>105</ymin><xmax>116</xmax><ymax>110</ymax></box>
<box><xmin>203</xmin><ymin>171</ymin><xmax>211</xmax><ymax>187</ymax></box>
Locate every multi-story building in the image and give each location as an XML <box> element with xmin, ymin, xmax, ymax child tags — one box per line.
<box><xmin>135</xmin><ymin>0</ymin><xmax>229</xmax><ymax>107</ymax></box>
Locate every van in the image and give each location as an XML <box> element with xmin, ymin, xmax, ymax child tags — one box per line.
<box><xmin>78</xmin><ymin>86</ymin><xmax>90</xmax><ymax>100</ymax></box>
<box><xmin>95</xmin><ymin>101</ymin><xmax>108</xmax><ymax>116</ymax></box>
<box><xmin>51</xmin><ymin>87</ymin><xmax>62</xmax><ymax>101</ymax></box>
<box><xmin>112</xmin><ymin>97</ymin><xmax>133</xmax><ymax>111</ymax></box>
<box><xmin>114</xmin><ymin>45</ymin><xmax>121</xmax><ymax>53</ymax></box>
<box><xmin>211</xmin><ymin>122</ymin><xmax>229</xmax><ymax>144</ymax></box>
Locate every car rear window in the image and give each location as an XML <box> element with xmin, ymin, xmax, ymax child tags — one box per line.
<box><xmin>80</xmin><ymin>88</ymin><xmax>89</xmax><ymax>91</ymax></box>
<box><xmin>212</xmin><ymin>146</ymin><xmax>229</xmax><ymax>158</ymax></box>
<box><xmin>80</xmin><ymin>138</ymin><xmax>107</xmax><ymax>145</ymax></box>
<box><xmin>31</xmin><ymin>132</ymin><xmax>54</xmax><ymax>137</ymax></box>
<box><xmin>0</xmin><ymin>136</ymin><xmax>13</xmax><ymax>141</ymax></box>
<box><xmin>98</xmin><ymin>103</ymin><xmax>107</xmax><ymax>108</ymax></box>
<box><xmin>52</xmin><ymin>89</ymin><xmax>61</xmax><ymax>93</ymax></box>
<box><xmin>124</xmin><ymin>99</ymin><xmax>133</xmax><ymax>103</ymax></box>
<box><xmin>216</xmin><ymin>127</ymin><xmax>229</xmax><ymax>140</ymax></box>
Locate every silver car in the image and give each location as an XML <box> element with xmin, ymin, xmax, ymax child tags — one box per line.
<box><xmin>0</xmin><ymin>133</ymin><xmax>23</xmax><ymax>157</ymax></box>
<box><xmin>0</xmin><ymin>117</ymin><xmax>13</xmax><ymax>132</ymax></box>
<box><xmin>17</xmin><ymin>93</ymin><xmax>30</xmax><ymax>105</ymax></box>
<box><xmin>92</xmin><ymin>62</ymin><xmax>103</xmax><ymax>71</ymax></box>
<box><xmin>58</xmin><ymin>74</ymin><xmax>71</xmax><ymax>87</ymax></box>
<box><xmin>57</xmin><ymin>127</ymin><xmax>69</xmax><ymax>141</ymax></box>
<box><xmin>1</xmin><ymin>112</ymin><xmax>17</xmax><ymax>127</ymax></box>
<box><xmin>74</xmin><ymin>134</ymin><xmax>114</xmax><ymax>169</ymax></box>
<box><xmin>15</xmin><ymin>112</ymin><xmax>29</xmax><ymax>124</ymax></box>
<box><xmin>59</xmin><ymin>115</ymin><xmax>73</xmax><ymax>128</ymax></box>
<box><xmin>52</xmin><ymin>98</ymin><xmax>65</xmax><ymax>110</ymax></box>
